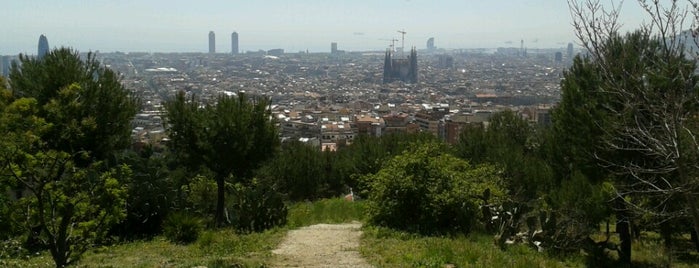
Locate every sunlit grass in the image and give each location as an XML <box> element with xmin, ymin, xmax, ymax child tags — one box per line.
<box><xmin>360</xmin><ymin>226</ymin><xmax>582</xmax><ymax>268</ymax></box>
<box><xmin>3</xmin><ymin>228</ymin><xmax>285</xmax><ymax>268</ymax></box>
<box><xmin>286</xmin><ymin>198</ymin><xmax>365</xmax><ymax>227</ymax></box>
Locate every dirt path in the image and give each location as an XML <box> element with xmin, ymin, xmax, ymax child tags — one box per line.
<box><xmin>271</xmin><ymin>221</ymin><xmax>373</xmax><ymax>268</ymax></box>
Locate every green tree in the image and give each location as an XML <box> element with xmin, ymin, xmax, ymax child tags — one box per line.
<box><xmin>567</xmin><ymin>0</ymin><xmax>699</xmax><ymax>262</ymax></box>
<box><xmin>9</xmin><ymin>48</ymin><xmax>139</xmax><ymax>163</ymax></box>
<box><xmin>0</xmin><ymin>91</ymin><xmax>129</xmax><ymax>267</ymax></box>
<box><xmin>164</xmin><ymin>91</ymin><xmax>278</xmax><ymax>226</ymax></box>
<box><xmin>0</xmin><ymin>48</ymin><xmax>138</xmax><ymax>267</ymax></box>
<box><xmin>258</xmin><ymin>140</ymin><xmax>327</xmax><ymax>201</ymax></box>
<box><xmin>456</xmin><ymin>111</ymin><xmax>552</xmax><ymax>200</ymax></box>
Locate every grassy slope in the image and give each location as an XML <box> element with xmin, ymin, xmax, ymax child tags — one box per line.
<box><xmin>2</xmin><ymin>198</ymin><xmax>363</xmax><ymax>268</ymax></box>
<box><xmin>360</xmin><ymin>227</ymin><xmax>582</xmax><ymax>268</ymax></box>
<box><xmin>6</xmin><ymin>198</ymin><xmax>699</xmax><ymax>267</ymax></box>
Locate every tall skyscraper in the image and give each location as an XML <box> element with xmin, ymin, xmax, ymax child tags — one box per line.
<box><xmin>426</xmin><ymin>37</ymin><xmax>435</xmax><ymax>50</ymax></box>
<box><xmin>208</xmin><ymin>31</ymin><xmax>216</xmax><ymax>53</ymax></box>
<box><xmin>38</xmin><ymin>34</ymin><xmax>49</xmax><ymax>59</ymax></box>
<box><xmin>231</xmin><ymin>32</ymin><xmax>239</xmax><ymax>54</ymax></box>
<box><xmin>331</xmin><ymin>42</ymin><xmax>338</xmax><ymax>54</ymax></box>
<box><xmin>2</xmin><ymin>56</ymin><xmax>12</xmax><ymax>77</ymax></box>
<box><xmin>567</xmin><ymin>42</ymin><xmax>574</xmax><ymax>59</ymax></box>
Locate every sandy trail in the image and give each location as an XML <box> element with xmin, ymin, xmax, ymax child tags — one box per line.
<box><xmin>271</xmin><ymin>221</ymin><xmax>373</xmax><ymax>268</ymax></box>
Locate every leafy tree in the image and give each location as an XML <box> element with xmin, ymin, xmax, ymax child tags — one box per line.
<box><xmin>164</xmin><ymin>91</ymin><xmax>278</xmax><ymax>226</ymax></box>
<box><xmin>456</xmin><ymin>111</ymin><xmax>552</xmax><ymax>200</ymax></box>
<box><xmin>0</xmin><ymin>48</ymin><xmax>137</xmax><ymax>267</ymax></box>
<box><xmin>9</xmin><ymin>48</ymin><xmax>139</xmax><ymax>164</ymax></box>
<box><xmin>258</xmin><ymin>140</ymin><xmax>327</xmax><ymax>201</ymax></box>
<box><xmin>364</xmin><ymin>141</ymin><xmax>505</xmax><ymax>235</ymax></box>
<box><xmin>0</xmin><ymin>91</ymin><xmax>130</xmax><ymax>267</ymax></box>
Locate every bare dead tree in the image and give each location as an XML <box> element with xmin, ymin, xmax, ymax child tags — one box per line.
<box><xmin>568</xmin><ymin>0</ymin><xmax>699</xmax><ymax>249</ymax></box>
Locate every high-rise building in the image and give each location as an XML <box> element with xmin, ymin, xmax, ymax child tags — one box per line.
<box><xmin>2</xmin><ymin>56</ymin><xmax>12</xmax><ymax>77</ymax></box>
<box><xmin>554</xmin><ymin>51</ymin><xmax>563</xmax><ymax>63</ymax></box>
<box><xmin>38</xmin><ymin>34</ymin><xmax>49</xmax><ymax>59</ymax></box>
<box><xmin>208</xmin><ymin>31</ymin><xmax>215</xmax><ymax>53</ymax></box>
<box><xmin>426</xmin><ymin>37</ymin><xmax>435</xmax><ymax>50</ymax></box>
<box><xmin>567</xmin><ymin>42</ymin><xmax>574</xmax><ymax>59</ymax></box>
<box><xmin>331</xmin><ymin>42</ymin><xmax>338</xmax><ymax>54</ymax></box>
<box><xmin>231</xmin><ymin>32</ymin><xmax>239</xmax><ymax>54</ymax></box>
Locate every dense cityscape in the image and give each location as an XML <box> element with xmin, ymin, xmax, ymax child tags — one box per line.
<box><xmin>2</xmin><ymin>32</ymin><xmax>574</xmax><ymax>151</ymax></box>
<box><xmin>4</xmin><ymin>1</ymin><xmax>699</xmax><ymax>266</ymax></box>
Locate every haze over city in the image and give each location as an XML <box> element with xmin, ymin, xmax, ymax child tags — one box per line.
<box><xmin>2</xmin><ymin>0</ymin><xmax>651</xmax><ymax>54</ymax></box>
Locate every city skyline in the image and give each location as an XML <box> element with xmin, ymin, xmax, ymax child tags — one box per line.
<box><xmin>1</xmin><ymin>1</ymin><xmax>654</xmax><ymax>55</ymax></box>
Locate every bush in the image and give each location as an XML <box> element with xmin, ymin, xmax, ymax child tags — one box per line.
<box><xmin>162</xmin><ymin>212</ymin><xmax>202</xmax><ymax>244</ymax></box>
<box><xmin>0</xmin><ymin>238</ymin><xmax>28</xmax><ymax>259</ymax></box>
<box><xmin>183</xmin><ymin>174</ymin><xmax>218</xmax><ymax>216</ymax></box>
<box><xmin>229</xmin><ymin>179</ymin><xmax>287</xmax><ymax>233</ymax></box>
<box><xmin>364</xmin><ymin>142</ymin><xmax>505</xmax><ymax>235</ymax></box>
<box><xmin>111</xmin><ymin>150</ymin><xmax>176</xmax><ymax>239</ymax></box>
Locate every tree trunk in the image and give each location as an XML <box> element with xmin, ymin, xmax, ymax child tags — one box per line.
<box><xmin>685</xmin><ymin>193</ymin><xmax>699</xmax><ymax>252</ymax></box>
<box><xmin>660</xmin><ymin>222</ymin><xmax>673</xmax><ymax>265</ymax></box>
<box><xmin>616</xmin><ymin>211</ymin><xmax>632</xmax><ymax>265</ymax></box>
<box><xmin>215</xmin><ymin>176</ymin><xmax>226</xmax><ymax>227</ymax></box>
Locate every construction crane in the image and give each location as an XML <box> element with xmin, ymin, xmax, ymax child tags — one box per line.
<box><xmin>397</xmin><ymin>30</ymin><xmax>407</xmax><ymax>57</ymax></box>
<box><xmin>379</xmin><ymin>38</ymin><xmax>399</xmax><ymax>52</ymax></box>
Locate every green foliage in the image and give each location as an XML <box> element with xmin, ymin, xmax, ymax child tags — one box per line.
<box><xmin>365</xmin><ymin>142</ymin><xmax>505</xmax><ymax>235</ymax></box>
<box><xmin>9</xmin><ymin>47</ymin><xmax>139</xmax><ymax>163</ymax></box>
<box><xmin>258</xmin><ymin>141</ymin><xmax>329</xmax><ymax>201</ymax></box>
<box><xmin>550</xmin><ymin>56</ymin><xmax>609</xmax><ymax>183</ymax></box>
<box><xmin>456</xmin><ymin>111</ymin><xmax>553</xmax><ymax>200</ymax></box>
<box><xmin>229</xmin><ymin>180</ymin><xmax>287</xmax><ymax>233</ymax></box>
<box><xmin>7</xmin><ymin>158</ymin><xmax>130</xmax><ymax>266</ymax></box>
<box><xmin>163</xmin><ymin>212</ymin><xmax>203</xmax><ymax>244</ymax></box>
<box><xmin>0</xmin><ymin>48</ymin><xmax>137</xmax><ymax>268</ymax></box>
<box><xmin>341</xmin><ymin>132</ymin><xmax>437</xmax><ymax>194</ymax></box>
<box><xmin>182</xmin><ymin>174</ymin><xmax>218</xmax><ymax>216</ymax></box>
<box><xmin>111</xmin><ymin>150</ymin><xmax>177</xmax><ymax>239</ymax></box>
<box><xmin>539</xmin><ymin>171</ymin><xmax>613</xmax><ymax>254</ymax></box>
<box><xmin>258</xmin><ymin>140</ymin><xmax>358</xmax><ymax>201</ymax></box>
<box><xmin>164</xmin><ymin>91</ymin><xmax>279</xmax><ymax>226</ymax></box>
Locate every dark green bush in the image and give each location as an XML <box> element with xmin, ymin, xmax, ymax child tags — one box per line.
<box><xmin>162</xmin><ymin>212</ymin><xmax>202</xmax><ymax>244</ymax></box>
<box><xmin>364</xmin><ymin>142</ymin><xmax>505</xmax><ymax>235</ymax></box>
<box><xmin>111</xmin><ymin>150</ymin><xmax>176</xmax><ymax>239</ymax></box>
<box><xmin>229</xmin><ymin>180</ymin><xmax>287</xmax><ymax>233</ymax></box>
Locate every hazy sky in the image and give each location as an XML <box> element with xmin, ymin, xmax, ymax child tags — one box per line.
<box><xmin>2</xmin><ymin>0</ymin><xmax>654</xmax><ymax>55</ymax></box>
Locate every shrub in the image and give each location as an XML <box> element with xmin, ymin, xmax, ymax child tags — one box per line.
<box><xmin>364</xmin><ymin>142</ymin><xmax>504</xmax><ymax>235</ymax></box>
<box><xmin>162</xmin><ymin>212</ymin><xmax>202</xmax><ymax>244</ymax></box>
<box><xmin>183</xmin><ymin>174</ymin><xmax>218</xmax><ymax>216</ymax></box>
<box><xmin>0</xmin><ymin>238</ymin><xmax>27</xmax><ymax>259</ymax></box>
<box><xmin>111</xmin><ymin>150</ymin><xmax>176</xmax><ymax>239</ymax></box>
<box><xmin>229</xmin><ymin>179</ymin><xmax>287</xmax><ymax>233</ymax></box>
